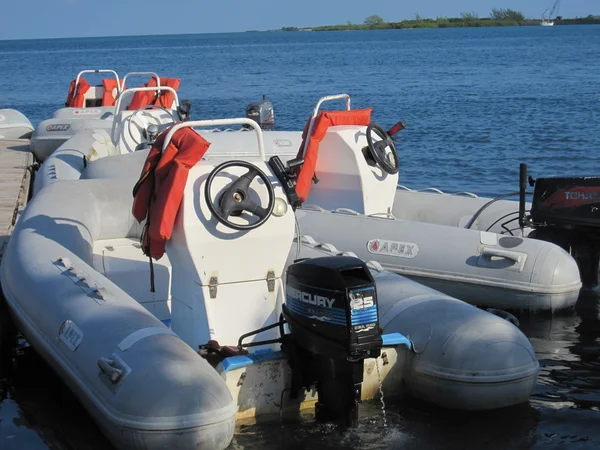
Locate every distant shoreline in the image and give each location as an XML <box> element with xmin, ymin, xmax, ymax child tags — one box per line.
<box><xmin>253</xmin><ymin>14</ymin><xmax>600</xmax><ymax>33</ymax></box>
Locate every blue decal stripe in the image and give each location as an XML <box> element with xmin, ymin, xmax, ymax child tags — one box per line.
<box><xmin>351</xmin><ymin>306</ymin><xmax>378</xmax><ymax>325</ymax></box>
<box><xmin>221</xmin><ymin>349</ymin><xmax>287</xmax><ymax>372</ymax></box>
<box><xmin>286</xmin><ymin>302</ymin><xmax>347</xmax><ymax>325</ymax></box>
<box><xmin>285</xmin><ymin>302</ymin><xmax>347</xmax><ymax>325</ymax></box>
<box><xmin>286</xmin><ymin>299</ymin><xmax>378</xmax><ymax>326</ymax></box>
<box><xmin>351</xmin><ymin>317</ymin><xmax>378</xmax><ymax>325</ymax></box>
<box><xmin>352</xmin><ymin>318</ymin><xmax>378</xmax><ymax>325</ymax></box>
<box><xmin>351</xmin><ymin>306</ymin><xmax>377</xmax><ymax>316</ymax></box>
<box><xmin>351</xmin><ymin>311</ymin><xmax>378</xmax><ymax>318</ymax></box>
<box><xmin>286</xmin><ymin>298</ymin><xmax>346</xmax><ymax>317</ymax></box>
<box><xmin>382</xmin><ymin>333</ymin><xmax>412</xmax><ymax>349</ymax></box>
<box><xmin>351</xmin><ymin>313</ymin><xmax>378</xmax><ymax>320</ymax></box>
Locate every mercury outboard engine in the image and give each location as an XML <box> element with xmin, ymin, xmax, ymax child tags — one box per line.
<box><xmin>520</xmin><ymin>163</ymin><xmax>600</xmax><ymax>285</ymax></box>
<box><xmin>245</xmin><ymin>94</ymin><xmax>274</xmax><ymax>130</ymax></box>
<box><xmin>282</xmin><ymin>256</ymin><xmax>382</xmax><ymax>427</ymax></box>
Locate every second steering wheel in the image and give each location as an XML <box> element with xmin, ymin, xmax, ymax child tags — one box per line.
<box><xmin>365</xmin><ymin>123</ymin><xmax>399</xmax><ymax>175</ymax></box>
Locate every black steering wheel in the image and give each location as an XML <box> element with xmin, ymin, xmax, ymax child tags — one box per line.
<box><xmin>205</xmin><ymin>160</ymin><xmax>275</xmax><ymax>231</ymax></box>
<box><xmin>366</xmin><ymin>123</ymin><xmax>399</xmax><ymax>175</ymax></box>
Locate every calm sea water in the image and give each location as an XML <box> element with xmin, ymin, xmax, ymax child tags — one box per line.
<box><xmin>1</xmin><ymin>26</ymin><xmax>600</xmax><ymax>449</ymax></box>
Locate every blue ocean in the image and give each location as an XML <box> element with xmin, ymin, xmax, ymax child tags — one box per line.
<box><xmin>1</xmin><ymin>25</ymin><xmax>599</xmax><ymax>449</ymax></box>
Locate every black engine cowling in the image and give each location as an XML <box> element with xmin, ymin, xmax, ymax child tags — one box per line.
<box><xmin>528</xmin><ymin>174</ymin><xmax>600</xmax><ymax>284</ymax></box>
<box><xmin>282</xmin><ymin>256</ymin><xmax>382</xmax><ymax>426</ymax></box>
<box><xmin>246</xmin><ymin>94</ymin><xmax>274</xmax><ymax>130</ymax></box>
<box><xmin>530</xmin><ymin>176</ymin><xmax>600</xmax><ymax>231</ymax></box>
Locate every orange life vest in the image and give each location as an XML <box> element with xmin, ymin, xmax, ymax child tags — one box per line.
<box><xmin>101</xmin><ymin>78</ymin><xmax>123</xmax><ymax>106</ymax></box>
<box><xmin>127</xmin><ymin>76</ymin><xmax>181</xmax><ymax>111</ymax></box>
<box><xmin>295</xmin><ymin>108</ymin><xmax>372</xmax><ymax>202</ymax></box>
<box><xmin>132</xmin><ymin>127</ymin><xmax>211</xmax><ymax>260</ymax></box>
<box><xmin>65</xmin><ymin>77</ymin><xmax>91</xmax><ymax>108</ymax></box>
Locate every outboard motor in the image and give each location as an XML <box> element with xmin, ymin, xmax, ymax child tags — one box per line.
<box><xmin>245</xmin><ymin>94</ymin><xmax>274</xmax><ymax>130</ymax></box>
<box><xmin>282</xmin><ymin>256</ymin><xmax>382</xmax><ymax>427</ymax></box>
<box><xmin>522</xmin><ymin>163</ymin><xmax>600</xmax><ymax>285</ymax></box>
<box><xmin>177</xmin><ymin>99</ymin><xmax>192</xmax><ymax>122</ymax></box>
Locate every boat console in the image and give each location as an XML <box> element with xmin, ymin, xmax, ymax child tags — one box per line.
<box><xmin>162</xmin><ymin>119</ymin><xmax>394</xmax><ymax>425</ymax></box>
<box><xmin>164</xmin><ymin>119</ymin><xmax>295</xmax><ymax>350</ymax></box>
<box><xmin>299</xmin><ymin>94</ymin><xmax>399</xmax><ymax>215</ymax></box>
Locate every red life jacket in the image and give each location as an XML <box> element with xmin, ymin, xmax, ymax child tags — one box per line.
<box><xmin>127</xmin><ymin>76</ymin><xmax>181</xmax><ymax>111</ymax></box>
<box><xmin>65</xmin><ymin>77</ymin><xmax>91</xmax><ymax>108</ymax></box>
<box><xmin>101</xmin><ymin>78</ymin><xmax>123</xmax><ymax>106</ymax></box>
<box><xmin>132</xmin><ymin>127</ymin><xmax>211</xmax><ymax>261</ymax></box>
<box><xmin>295</xmin><ymin>108</ymin><xmax>372</xmax><ymax>202</ymax></box>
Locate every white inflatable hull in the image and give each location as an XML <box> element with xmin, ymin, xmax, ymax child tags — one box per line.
<box><xmin>393</xmin><ymin>187</ymin><xmax>534</xmax><ymax>236</ymax></box>
<box><xmin>30</xmin><ymin>107</ymin><xmax>115</xmax><ymax>161</ymax></box>
<box><xmin>33</xmin><ymin>128</ymin><xmax>120</xmax><ymax>195</ymax></box>
<box><xmin>0</xmin><ymin>108</ymin><xmax>34</xmax><ymax>139</ymax></box>
<box><xmin>296</xmin><ymin>208</ymin><xmax>581</xmax><ymax>312</ymax></box>
<box><xmin>1</xmin><ymin>179</ymin><xmax>236</xmax><ymax>450</ymax></box>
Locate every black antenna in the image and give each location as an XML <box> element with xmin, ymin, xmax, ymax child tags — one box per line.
<box><xmin>519</xmin><ymin>163</ymin><xmax>528</xmax><ymax>228</ymax></box>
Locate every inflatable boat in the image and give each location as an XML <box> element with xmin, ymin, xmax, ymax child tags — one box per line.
<box><xmin>0</xmin><ymin>108</ymin><xmax>33</xmax><ymax>139</ymax></box>
<box><xmin>33</xmin><ymin>85</ymin><xmax>302</xmax><ymax>195</ymax></box>
<box><xmin>287</xmin><ymin>95</ymin><xmax>582</xmax><ymax>312</ymax></box>
<box><xmin>2</xmin><ymin>119</ymin><xmax>539</xmax><ymax>449</ymax></box>
<box><xmin>35</xmin><ymin>92</ymin><xmax>582</xmax><ymax>312</ymax></box>
<box><xmin>30</xmin><ymin>70</ymin><xmax>182</xmax><ymax>161</ymax></box>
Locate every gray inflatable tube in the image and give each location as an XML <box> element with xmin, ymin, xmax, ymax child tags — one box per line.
<box><xmin>30</xmin><ymin>107</ymin><xmax>115</xmax><ymax>161</ymax></box>
<box><xmin>0</xmin><ymin>108</ymin><xmax>34</xmax><ymax>139</ymax></box>
<box><xmin>0</xmin><ymin>179</ymin><xmax>236</xmax><ymax>450</ymax></box>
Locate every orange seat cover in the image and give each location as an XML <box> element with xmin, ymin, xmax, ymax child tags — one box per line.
<box><xmin>295</xmin><ymin>108</ymin><xmax>372</xmax><ymax>202</ymax></box>
<box><xmin>153</xmin><ymin>77</ymin><xmax>180</xmax><ymax>108</ymax></box>
<box><xmin>101</xmin><ymin>78</ymin><xmax>124</xmax><ymax>106</ymax></box>
<box><xmin>127</xmin><ymin>76</ymin><xmax>181</xmax><ymax>111</ymax></box>
<box><xmin>65</xmin><ymin>77</ymin><xmax>91</xmax><ymax>108</ymax></box>
<box><xmin>132</xmin><ymin>127</ymin><xmax>211</xmax><ymax>260</ymax></box>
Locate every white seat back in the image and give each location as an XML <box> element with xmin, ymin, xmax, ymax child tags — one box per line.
<box><xmin>306</xmin><ymin>125</ymin><xmax>398</xmax><ymax>215</ymax></box>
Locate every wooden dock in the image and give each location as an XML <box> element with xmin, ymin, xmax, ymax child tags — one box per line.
<box><xmin>0</xmin><ymin>139</ymin><xmax>33</xmax><ymax>263</ymax></box>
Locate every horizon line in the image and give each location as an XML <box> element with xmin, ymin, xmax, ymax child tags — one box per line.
<box><xmin>1</xmin><ymin>16</ymin><xmax>598</xmax><ymax>42</ymax></box>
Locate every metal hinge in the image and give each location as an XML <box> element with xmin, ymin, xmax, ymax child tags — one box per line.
<box><xmin>209</xmin><ymin>276</ymin><xmax>218</xmax><ymax>299</ymax></box>
<box><xmin>266</xmin><ymin>270</ymin><xmax>275</xmax><ymax>292</ymax></box>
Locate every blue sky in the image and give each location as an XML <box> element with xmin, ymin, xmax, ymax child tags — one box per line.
<box><xmin>1</xmin><ymin>0</ymin><xmax>597</xmax><ymax>40</ymax></box>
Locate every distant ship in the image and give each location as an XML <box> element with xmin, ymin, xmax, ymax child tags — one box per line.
<box><xmin>541</xmin><ymin>0</ymin><xmax>560</xmax><ymax>26</ymax></box>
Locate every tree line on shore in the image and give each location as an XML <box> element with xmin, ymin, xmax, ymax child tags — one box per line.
<box><xmin>275</xmin><ymin>9</ymin><xmax>600</xmax><ymax>32</ymax></box>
